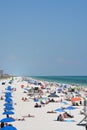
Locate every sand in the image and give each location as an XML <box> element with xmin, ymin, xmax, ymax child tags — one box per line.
<box><xmin>0</xmin><ymin>77</ymin><xmax>86</xmax><ymax>130</ymax></box>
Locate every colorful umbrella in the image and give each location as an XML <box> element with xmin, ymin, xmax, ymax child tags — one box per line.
<box><xmin>1</xmin><ymin>125</ymin><xmax>17</xmax><ymax>130</ymax></box>
<box><xmin>4</xmin><ymin>103</ymin><xmax>13</xmax><ymax>107</ymax></box>
<box><xmin>71</xmin><ymin>97</ymin><xmax>81</xmax><ymax>102</ymax></box>
<box><xmin>55</xmin><ymin>108</ymin><xmax>65</xmax><ymax>112</ymax></box>
<box><xmin>65</xmin><ymin>106</ymin><xmax>76</xmax><ymax>110</ymax></box>
<box><xmin>4</xmin><ymin>107</ymin><xmax>14</xmax><ymax>111</ymax></box>
<box><xmin>0</xmin><ymin>117</ymin><xmax>15</xmax><ymax>122</ymax></box>
<box><xmin>3</xmin><ymin>111</ymin><xmax>14</xmax><ymax>115</ymax></box>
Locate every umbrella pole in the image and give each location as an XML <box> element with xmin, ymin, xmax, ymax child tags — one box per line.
<box><xmin>7</xmin><ymin>114</ymin><xmax>9</xmax><ymax>118</ymax></box>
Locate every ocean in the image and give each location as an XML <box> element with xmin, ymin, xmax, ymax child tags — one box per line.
<box><xmin>31</xmin><ymin>76</ymin><xmax>87</xmax><ymax>87</ymax></box>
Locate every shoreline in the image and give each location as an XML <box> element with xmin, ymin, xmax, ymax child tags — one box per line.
<box><xmin>24</xmin><ymin>76</ymin><xmax>87</xmax><ymax>89</ymax></box>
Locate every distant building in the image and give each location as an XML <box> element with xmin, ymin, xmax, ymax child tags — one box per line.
<box><xmin>0</xmin><ymin>70</ymin><xmax>4</xmax><ymax>77</ymax></box>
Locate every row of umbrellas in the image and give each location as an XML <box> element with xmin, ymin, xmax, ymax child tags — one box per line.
<box><xmin>0</xmin><ymin>85</ymin><xmax>17</xmax><ymax>130</ymax></box>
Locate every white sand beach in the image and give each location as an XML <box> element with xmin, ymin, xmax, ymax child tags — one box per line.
<box><xmin>0</xmin><ymin>77</ymin><xmax>86</xmax><ymax>130</ymax></box>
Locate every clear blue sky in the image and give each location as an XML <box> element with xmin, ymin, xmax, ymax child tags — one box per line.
<box><xmin>0</xmin><ymin>0</ymin><xmax>87</xmax><ymax>76</ymax></box>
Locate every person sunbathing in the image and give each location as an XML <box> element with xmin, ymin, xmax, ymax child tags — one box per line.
<box><xmin>63</xmin><ymin>112</ymin><xmax>74</xmax><ymax>118</ymax></box>
<box><xmin>18</xmin><ymin>118</ymin><xmax>25</xmax><ymax>121</ymax></box>
<box><xmin>22</xmin><ymin>114</ymin><xmax>35</xmax><ymax>118</ymax></box>
<box><xmin>47</xmin><ymin>110</ymin><xmax>57</xmax><ymax>113</ymax></box>
<box><xmin>14</xmin><ymin>118</ymin><xmax>25</xmax><ymax>121</ymax></box>
<box><xmin>57</xmin><ymin>114</ymin><xmax>64</xmax><ymax>121</ymax></box>
<box><xmin>34</xmin><ymin>103</ymin><xmax>41</xmax><ymax>108</ymax></box>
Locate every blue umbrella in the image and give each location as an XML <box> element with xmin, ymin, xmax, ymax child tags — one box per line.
<box><xmin>65</xmin><ymin>106</ymin><xmax>76</xmax><ymax>110</ymax></box>
<box><xmin>3</xmin><ymin>111</ymin><xmax>14</xmax><ymax>115</ymax></box>
<box><xmin>4</xmin><ymin>107</ymin><xmax>14</xmax><ymax>111</ymax></box>
<box><xmin>1</xmin><ymin>125</ymin><xmax>17</xmax><ymax>130</ymax></box>
<box><xmin>0</xmin><ymin>117</ymin><xmax>15</xmax><ymax>122</ymax></box>
<box><xmin>4</xmin><ymin>103</ymin><xmax>13</xmax><ymax>107</ymax></box>
<box><xmin>6</xmin><ymin>86</ymin><xmax>12</xmax><ymax>91</ymax></box>
<box><xmin>5</xmin><ymin>98</ymin><xmax>12</xmax><ymax>102</ymax></box>
<box><xmin>64</xmin><ymin>105</ymin><xmax>76</xmax><ymax>115</ymax></box>
<box><xmin>57</xmin><ymin>88</ymin><xmax>62</xmax><ymax>93</ymax></box>
<box><xmin>55</xmin><ymin>108</ymin><xmax>65</xmax><ymax>112</ymax></box>
<box><xmin>5</xmin><ymin>96</ymin><xmax>12</xmax><ymax>99</ymax></box>
<box><xmin>34</xmin><ymin>98</ymin><xmax>38</xmax><ymax>102</ymax></box>
<box><xmin>5</xmin><ymin>93</ymin><xmax>12</xmax><ymax>97</ymax></box>
<box><xmin>5</xmin><ymin>95</ymin><xmax>12</xmax><ymax>98</ymax></box>
<box><xmin>61</xmin><ymin>101</ymin><xmax>68</xmax><ymax>105</ymax></box>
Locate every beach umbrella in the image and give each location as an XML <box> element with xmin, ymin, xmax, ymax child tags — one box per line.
<box><xmin>3</xmin><ymin>111</ymin><xmax>14</xmax><ymax>115</ymax></box>
<box><xmin>63</xmin><ymin>84</ymin><xmax>67</xmax><ymax>88</ymax></box>
<box><xmin>4</xmin><ymin>107</ymin><xmax>14</xmax><ymax>111</ymax></box>
<box><xmin>61</xmin><ymin>101</ymin><xmax>68</xmax><ymax>105</ymax></box>
<box><xmin>6</xmin><ymin>86</ymin><xmax>12</xmax><ymax>91</ymax></box>
<box><xmin>4</xmin><ymin>103</ymin><xmax>13</xmax><ymax>107</ymax></box>
<box><xmin>71</xmin><ymin>97</ymin><xmax>81</xmax><ymax>102</ymax></box>
<box><xmin>5</xmin><ymin>94</ymin><xmax>12</xmax><ymax>98</ymax></box>
<box><xmin>65</xmin><ymin>106</ymin><xmax>76</xmax><ymax>110</ymax></box>
<box><xmin>5</xmin><ymin>93</ymin><xmax>12</xmax><ymax>95</ymax></box>
<box><xmin>65</xmin><ymin>105</ymin><xmax>76</xmax><ymax>114</ymax></box>
<box><xmin>5</xmin><ymin>98</ymin><xmax>12</xmax><ymax>102</ymax></box>
<box><xmin>34</xmin><ymin>98</ymin><xmax>38</xmax><ymax>102</ymax></box>
<box><xmin>0</xmin><ymin>117</ymin><xmax>15</xmax><ymax>122</ymax></box>
<box><xmin>48</xmin><ymin>93</ymin><xmax>59</xmax><ymax>101</ymax></box>
<box><xmin>48</xmin><ymin>93</ymin><xmax>59</xmax><ymax>98</ymax></box>
<box><xmin>57</xmin><ymin>88</ymin><xmax>62</xmax><ymax>93</ymax></box>
<box><xmin>2</xmin><ymin>125</ymin><xmax>17</xmax><ymax>130</ymax></box>
<box><xmin>1</xmin><ymin>125</ymin><xmax>17</xmax><ymax>130</ymax></box>
<box><xmin>55</xmin><ymin>108</ymin><xmax>65</xmax><ymax>112</ymax></box>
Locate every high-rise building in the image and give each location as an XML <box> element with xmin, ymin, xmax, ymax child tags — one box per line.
<box><xmin>0</xmin><ymin>70</ymin><xmax>4</xmax><ymax>77</ymax></box>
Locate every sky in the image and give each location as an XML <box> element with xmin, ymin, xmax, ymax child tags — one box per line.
<box><xmin>0</xmin><ymin>0</ymin><xmax>87</xmax><ymax>76</ymax></box>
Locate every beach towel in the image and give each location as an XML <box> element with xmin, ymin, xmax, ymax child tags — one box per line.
<box><xmin>64</xmin><ymin>119</ymin><xmax>76</xmax><ymax>122</ymax></box>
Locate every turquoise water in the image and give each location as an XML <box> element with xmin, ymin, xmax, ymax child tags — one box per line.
<box><xmin>30</xmin><ymin>76</ymin><xmax>87</xmax><ymax>87</ymax></box>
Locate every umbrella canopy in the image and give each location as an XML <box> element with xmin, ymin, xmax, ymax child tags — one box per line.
<box><xmin>1</xmin><ymin>125</ymin><xmax>17</xmax><ymax>130</ymax></box>
<box><xmin>61</xmin><ymin>101</ymin><xmax>68</xmax><ymax>105</ymax></box>
<box><xmin>5</xmin><ymin>98</ymin><xmax>12</xmax><ymax>102</ymax></box>
<box><xmin>55</xmin><ymin>108</ymin><xmax>65</xmax><ymax>112</ymax></box>
<box><xmin>5</xmin><ymin>92</ymin><xmax>12</xmax><ymax>96</ymax></box>
<box><xmin>34</xmin><ymin>98</ymin><xmax>38</xmax><ymax>102</ymax></box>
<box><xmin>4</xmin><ymin>107</ymin><xmax>14</xmax><ymax>111</ymax></box>
<box><xmin>2</xmin><ymin>125</ymin><xmax>17</xmax><ymax>130</ymax></box>
<box><xmin>6</xmin><ymin>86</ymin><xmax>12</xmax><ymax>91</ymax></box>
<box><xmin>48</xmin><ymin>93</ymin><xmax>59</xmax><ymax>98</ymax></box>
<box><xmin>57</xmin><ymin>88</ymin><xmax>62</xmax><ymax>93</ymax></box>
<box><xmin>65</xmin><ymin>106</ymin><xmax>76</xmax><ymax>110</ymax></box>
<box><xmin>0</xmin><ymin>117</ymin><xmax>15</xmax><ymax>122</ymax></box>
<box><xmin>5</xmin><ymin>94</ymin><xmax>12</xmax><ymax>98</ymax></box>
<box><xmin>4</xmin><ymin>103</ymin><xmax>13</xmax><ymax>107</ymax></box>
<box><xmin>71</xmin><ymin>97</ymin><xmax>81</xmax><ymax>102</ymax></box>
<box><xmin>64</xmin><ymin>105</ymin><xmax>76</xmax><ymax>115</ymax></box>
<box><xmin>3</xmin><ymin>111</ymin><xmax>14</xmax><ymax>115</ymax></box>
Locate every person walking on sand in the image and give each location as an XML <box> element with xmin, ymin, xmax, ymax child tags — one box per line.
<box><xmin>86</xmin><ymin>123</ymin><xmax>87</xmax><ymax>130</ymax></box>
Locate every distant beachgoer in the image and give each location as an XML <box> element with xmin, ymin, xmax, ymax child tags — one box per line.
<box><xmin>0</xmin><ymin>122</ymin><xmax>4</xmax><ymax>128</ymax></box>
<box><xmin>86</xmin><ymin>123</ymin><xmax>87</xmax><ymax>130</ymax></box>
<box><xmin>57</xmin><ymin>114</ymin><xmax>64</xmax><ymax>121</ymax></box>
